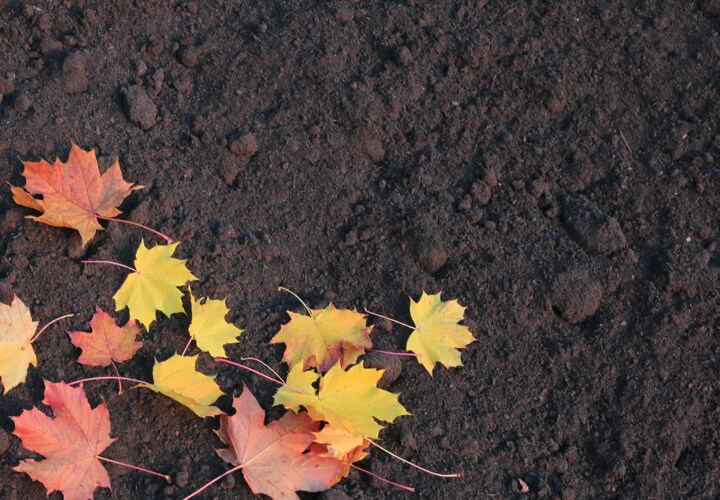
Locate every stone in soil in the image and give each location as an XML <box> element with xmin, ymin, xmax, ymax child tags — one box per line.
<box><xmin>61</xmin><ymin>52</ymin><xmax>88</xmax><ymax>94</ymax></box>
<box><xmin>551</xmin><ymin>267</ymin><xmax>603</xmax><ymax>324</ymax></box>
<box><xmin>415</xmin><ymin>236</ymin><xmax>448</xmax><ymax>274</ymax></box>
<box><xmin>560</xmin><ymin>194</ymin><xmax>627</xmax><ymax>255</ymax></box>
<box><xmin>228</xmin><ymin>131</ymin><xmax>258</xmax><ymax>157</ymax></box>
<box><xmin>121</xmin><ymin>85</ymin><xmax>157</xmax><ymax>130</ymax></box>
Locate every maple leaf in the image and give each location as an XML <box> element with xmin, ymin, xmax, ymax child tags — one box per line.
<box><xmin>311</xmin><ymin>426</ymin><xmax>369</xmax><ymax>484</ymax></box>
<box><xmin>67</xmin><ymin>305</ymin><xmax>142</xmax><ymax>367</ymax></box>
<box><xmin>11</xmin><ymin>142</ymin><xmax>139</xmax><ymax>247</ymax></box>
<box><xmin>215</xmin><ymin>385</ymin><xmax>342</xmax><ymax>500</ymax></box>
<box><xmin>0</xmin><ymin>295</ymin><xmax>38</xmax><ymax>394</ymax></box>
<box><xmin>113</xmin><ymin>239</ymin><xmax>197</xmax><ymax>329</ymax></box>
<box><xmin>188</xmin><ymin>291</ymin><xmax>243</xmax><ymax>357</ymax></box>
<box><xmin>407</xmin><ymin>292</ymin><xmax>476</xmax><ymax>375</ymax></box>
<box><xmin>273</xmin><ymin>363</ymin><xmax>409</xmax><ymax>439</ymax></box>
<box><xmin>12</xmin><ymin>380</ymin><xmax>116</xmax><ymax>500</ymax></box>
<box><xmin>271</xmin><ymin>304</ymin><xmax>372</xmax><ymax>372</ymax></box>
<box><xmin>139</xmin><ymin>354</ymin><xmax>224</xmax><ymax>418</ymax></box>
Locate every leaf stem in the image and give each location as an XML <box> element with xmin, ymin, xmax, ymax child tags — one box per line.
<box><xmin>181</xmin><ymin>338</ymin><xmax>193</xmax><ymax>357</ymax></box>
<box><xmin>81</xmin><ymin>260</ymin><xmax>136</xmax><ymax>273</ymax></box>
<box><xmin>351</xmin><ymin>464</ymin><xmax>415</xmax><ymax>492</ymax></box>
<box><xmin>110</xmin><ymin>360</ymin><xmax>122</xmax><ymax>395</ymax></box>
<box><xmin>0</xmin><ymin>313</ymin><xmax>75</xmax><ymax>368</ymax></box>
<box><xmin>68</xmin><ymin>376</ymin><xmax>153</xmax><ymax>388</ymax></box>
<box><xmin>97</xmin><ymin>455</ymin><xmax>171</xmax><ymax>482</ymax></box>
<box><xmin>368</xmin><ymin>439</ymin><xmax>461</xmax><ymax>478</ymax></box>
<box><xmin>240</xmin><ymin>357</ymin><xmax>285</xmax><ymax>383</ymax></box>
<box><xmin>278</xmin><ymin>286</ymin><xmax>314</xmax><ymax>320</ymax></box>
<box><xmin>214</xmin><ymin>358</ymin><xmax>311</xmax><ymax>396</ymax></box>
<box><xmin>366</xmin><ymin>348</ymin><xmax>421</xmax><ymax>358</ymax></box>
<box><xmin>180</xmin><ymin>463</ymin><xmax>243</xmax><ymax>500</ymax></box>
<box><xmin>96</xmin><ymin>215</ymin><xmax>173</xmax><ymax>243</ymax></box>
<box><xmin>364</xmin><ymin>308</ymin><xmax>415</xmax><ymax>330</ymax></box>
<box><xmin>30</xmin><ymin>313</ymin><xmax>74</xmax><ymax>343</ymax></box>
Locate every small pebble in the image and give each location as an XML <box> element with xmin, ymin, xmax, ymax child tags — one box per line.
<box><xmin>175</xmin><ymin>471</ymin><xmax>189</xmax><ymax>488</ymax></box>
<box><xmin>228</xmin><ymin>131</ymin><xmax>258</xmax><ymax>157</ymax></box>
<box><xmin>121</xmin><ymin>85</ymin><xmax>157</xmax><ymax>130</ymax></box>
<box><xmin>395</xmin><ymin>46</ymin><xmax>413</xmax><ymax>66</ymax></box>
<box><xmin>61</xmin><ymin>52</ymin><xmax>88</xmax><ymax>94</ymax></box>
<box><xmin>416</xmin><ymin>237</ymin><xmax>447</xmax><ymax>274</ymax></box>
<box><xmin>177</xmin><ymin>46</ymin><xmax>199</xmax><ymax>68</ymax></box>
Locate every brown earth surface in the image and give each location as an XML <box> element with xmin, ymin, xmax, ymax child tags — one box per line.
<box><xmin>1</xmin><ymin>1</ymin><xmax>720</xmax><ymax>499</ymax></box>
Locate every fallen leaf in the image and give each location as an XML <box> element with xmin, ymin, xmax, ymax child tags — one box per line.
<box><xmin>0</xmin><ymin>295</ymin><xmax>38</xmax><ymax>394</ymax></box>
<box><xmin>216</xmin><ymin>385</ymin><xmax>342</xmax><ymax>500</ymax></box>
<box><xmin>312</xmin><ymin>426</ymin><xmax>369</xmax><ymax>484</ymax></box>
<box><xmin>407</xmin><ymin>291</ymin><xmax>475</xmax><ymax>375</ymax></box>
<box><xmin>271</xmin><ymin>304</ymin><xmax>372</xmax><ymax>372</ymax></box>
<box><xmin>274</xmin><ymin>363</ymin><xmax>409</xmax><ymax>439</ymax></box>
<box><xmin>113</xmin><ymin>240</ymin><xmax>197</xmax><ymax>329</ymax></box>
<box><xmin>67</xmin><ymin>305</ymin><xmax>142</xmax><ymax>367</ymax></box>
<box><xmin>188</xmin><ymin>292</ymin><xmax>243</xmax><ymax>357</ymax></box>
<box><xmin>140</xmin><ymin>354</ymin><xmax>224</xmax><ymax>418</ymax></box>
<box><xmin>12</xmin><ymin>380</ymin><xmax>116</xmax><ymax>500</ymax></box>
<box><xmin>11</xmin><ymin>142</ymin><xmax>139</xmax><ymax>247</ymax></box>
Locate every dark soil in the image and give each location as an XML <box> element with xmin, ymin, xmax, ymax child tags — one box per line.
<box><xmin>1</xmin><ymin>1</ymin><xmax>720</xmax><ymax>498</ymax></box>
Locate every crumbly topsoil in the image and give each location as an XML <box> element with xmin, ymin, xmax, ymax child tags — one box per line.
<box><xmin>1</xmin><ymin>1</ymin><xmax>719</xmax><ymax>498</ymax></box>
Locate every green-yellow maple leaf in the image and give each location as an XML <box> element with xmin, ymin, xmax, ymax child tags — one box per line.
<box><xmin>407</xmin><ymin>291</ymin><xmax>476</xmax><ymax>375</ymax></box>
<box><xmin>273</xmin><ymin>363</ymin><xmax>409</xmax><ymax>439</ymax></box>
<box><xmin>139</xmin><ymin>354</ymin><xmax>224</xmax><ymax>418</ymax></box>
<box><xmin>113</xmin><ymin>240</ymin><xmax>197</xmax><ymax>329</ymax></box>
<box><xmin>188</xmin><ymin>291</ymin><xmax>243</xmax><ymax>357</ymax></box>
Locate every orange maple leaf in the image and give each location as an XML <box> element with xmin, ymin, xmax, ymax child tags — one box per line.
<box><xmin>67</xmin><ymin>306</ymin><xmax>143</xmax><ymax>367</ymax></box>
<box><xmin>271</xmin><ymin>303</ymin><xmax>373</xmax><ymax>372</ymax></box>
<box><xmin>215</xmin><ymin>385</ymin><xmax>342</xmax><ymax>500</ymax></box>
<box><xmin>12</xmin><ymin>380</ymin><xmax>116</xmax><ymax>500</ymax></box>
<box><xmin>11</xmin><ymin>142</ymin><xmax>139</xmax><ymax>247</ymax></box>
<box><xmin>311</xmin><ymin>426</ymin><xmax>370</xmax><ymax>485</ymax></box>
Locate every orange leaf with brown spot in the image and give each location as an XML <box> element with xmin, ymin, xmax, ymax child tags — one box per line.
<box><xmin>67</xmin><ymin>306</ymin><xmax>143</xmax><ymax>367</ymax></box>
<box><xmin>11</xmin><ymin>143</ymin><xmax>139</xmax><ymax>247</ymax></box>
<box><xmin>12</xmin><ymin>380</ymin><xmax>116</xmax><ymax>500</ymax></box>
<box><xmin>215</xmin><ymin>385</ymin><xmax>342</xmax><ymax>500</ymax></box>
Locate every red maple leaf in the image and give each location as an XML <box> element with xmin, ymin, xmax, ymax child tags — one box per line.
<box><xmin>215</xmin><ymin>385</ymin><xmax>342</xmax><ymax>500</ymax></box>
<box><xmin>12</xmin><ymin>380</ymin><xmax>116</xmax><ymax>500</ymax></box>
<box><xmin>67</xmin><ymin>305</ymin><xmax>142</xmax><ymax>367</ymax></box>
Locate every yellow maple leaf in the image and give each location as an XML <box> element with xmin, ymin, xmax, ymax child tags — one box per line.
<box><xmin>0</xmin><ymin>295</ymin><xmax>38</xmax><ymax>393</ymax></box>
<box><xmin>407</xmin><ymin>292</ymin><xmax>476</xmax><ymax>375</ymax></box>
<box><xmin>140</xmin><ymin>354</ymin><xmax>224</xmax><ymax>418</ymax></box>
<box><xmin>188</xmin><ymin>292</ymin><xmax>243</xmax><ymax>358</ymax></box>
<box><xmin>273</xmin><ymin>363</ymin><xmax>409</xmax><ymax>439</ymax></box>
<box><xmin>271</xmin><ymin>304</ymin><xmax>372</xmax><ymax>372</ymax></box>
<box><xmin>113</xmin><ymin>240</ymin><xmax>197</xmax><ymax>329</ymax></box>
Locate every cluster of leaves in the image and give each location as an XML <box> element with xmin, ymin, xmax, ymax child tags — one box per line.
<box><xmin>1</xmin><ymin>144</ymin><xmax>476</xmax><ymax>499</ymax></box>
